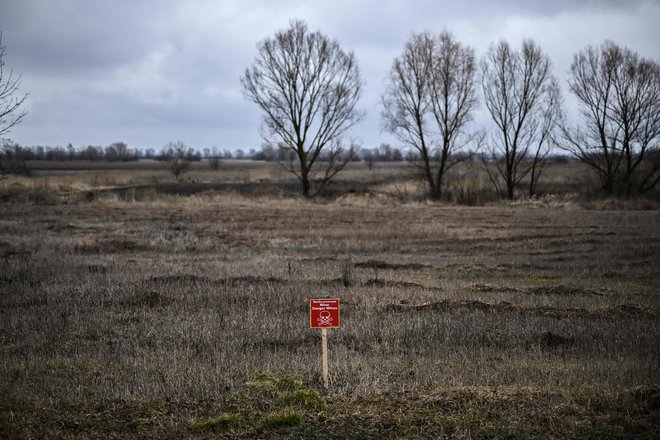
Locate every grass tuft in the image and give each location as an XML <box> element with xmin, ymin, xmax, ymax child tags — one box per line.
<box><xmin>278</xmin><ymin>388</ymin><xmax>326</xmax><ymax>411</ymax></box>
<box><xmin>258</xmin><ymin>409</ymin><xmax>303</xmax><ymax>429</ymax></box>
<box><xmin>192</xmin><ymin>413</ymin><xmax>242</xmax><ymax>432</ymax></box>
<box><xmin>245</xmin><ymin>373</ymin><xmax>303</xmax><ymax>395</ymax></box>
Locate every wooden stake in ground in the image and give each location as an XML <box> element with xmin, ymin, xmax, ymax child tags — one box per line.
<box><xmin>321</xmin><ymin>328</ymin><xmax>329</xmax><ymax>389</ymax></box>
<box><xmin>309</xmin><ymin>298</ymin><xmax>340</xmax><ymax>389</ymax></box>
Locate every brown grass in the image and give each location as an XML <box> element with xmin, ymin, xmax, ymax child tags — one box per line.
<box><xmin>0</xmin><ymin>162</ymin><xmax>659</xmax><ymax>438</ymax></box>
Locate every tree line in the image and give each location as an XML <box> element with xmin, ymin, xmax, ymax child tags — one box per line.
<box><xmin>242</xmin><ymin>21</ymin><xmax>660</xmax><ymax>199</ymax></box>
<box><xmin>1</xmin><ymin>23</ymin><xmax>658</xmax><ymax>198</ymax></box>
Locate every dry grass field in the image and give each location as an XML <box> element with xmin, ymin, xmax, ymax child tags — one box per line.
<box><xmin>1</xmin><ymin>161</ymin><xmax>659</xmax><ymax>438</ymax></box>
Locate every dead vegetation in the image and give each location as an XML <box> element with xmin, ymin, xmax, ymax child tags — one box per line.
<box><xmin>0</xmin><ymin>163</ymin><xmax>659</xmax><ymax>438</ymax></box>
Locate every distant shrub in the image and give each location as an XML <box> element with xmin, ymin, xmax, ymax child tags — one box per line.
<box><xmin>446</xmin><ymin>175</ymin><xmax>494</xmax><ymax>206</ymax></box>
<box><xmin>208</xmin><ymin>156</ymin><xmax>221</xmax><ymax>170</ymax></box>
<box><xmin>0</xmin><ymin>187</ymin><xmax>56</xmax><ymax>205</ymax></box>
<box><xmin>1</xmin><ymin>143</ymin><xmax>32</xmax><ymax>176</ymax></box>
<box><xmin>159</xmin><ymin>141</ymin><xmax>194</xmax><ymax>180</ymax></box>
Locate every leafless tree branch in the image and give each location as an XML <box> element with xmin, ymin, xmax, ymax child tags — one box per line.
<box><xmin>241</xmin><ymin>20</ymin><xmax>363</xmax><ymax>197</ymax></box>
<box><xmin>0</xmin><ymin>32</ymin><xmax>28</xmax><ymax>141</ymax></box>
<box><xmin>481</xmin><ymin>39</ymin><xmax>562</xmax><ymax>199</ymax></box>
<box><xmin>560</xmin><ymin>41</ymin><xmax>660</xmax><ymax>196</ymax></box>
<box><xmin>382</xmin><ymin>31</ymin><xmax>479</xmax><ymax>200</ymax></box>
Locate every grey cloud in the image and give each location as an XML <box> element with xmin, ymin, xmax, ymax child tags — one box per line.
<box><xmin>0</xmin><ymin>0</ymin><xmax>658</xmax><ymax>149</ymax></box>
<box><xmin>0</xmin><ymin>0</ymin><xmax>171</xmax><ymax>74</ymax></box>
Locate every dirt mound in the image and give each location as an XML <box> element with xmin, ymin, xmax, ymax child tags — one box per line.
<box><xmin>472</xmin><ymin>283</ymin><xmax>521</xmax><ymax>293</ymax></box>
<box><xmin>528</xmin><ymin>285</ymin><xmax>604</xmax><ymax>296</ymax></box>
<box><xmin>222</xmin><ymin>275</ymin><xmax>288</xmax><ymax>286</ymax></box>
<box><xmin>385</xmin><ymin>300</ymin><xmax>510</xmax><ymax>313</ymax></box>
<box><xmin>75</xmin><ymin>239</ymin><xmax>150</xmax><ymax>254</ymax></box>
<box><xmin>365</xmin><ymin>278</ymin><xmax>429</xmax><ymax>289</ymax></box>
<box><xmin>145</xmin><ymin>274</ymin><xmax>350</xmax><ymax>289</ymax></box>
<box><xmin>355</xmin><ymin>260</ymin><xmax>429</xmax><ymax>270</ymax></box>
<box><xmin>471</xmin><ymin>284</ymin><xmax>608</xmax><ymax>297</ymax></box>
<box><xmin>384</xmin><ymin>300</ymin><xmax>659</xmax><ymax>319</ymax></box>
<box><xmin>610</xmin><ymin>303</ymin><xmax>657</xmax><ymax>316</ymax></box>
<box><xmin>146</xmin><ymin>274</ymin><xmax>212</xmax><ymax>285</ymax></box>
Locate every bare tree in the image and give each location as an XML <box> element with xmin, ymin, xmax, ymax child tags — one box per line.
<box><xmin>0</xmin><ymin>141</ymin><xmax>31</xmax><ymax>176</ymax></box>
<box><xmin>208</xmin><ymin>147</ymin><xmax>221</xmax><ymax>171</ymax></box>
<box><xmin>105</xmin><ymin>141</ymin><xmax>132</xmax><ymax>162</ymax></box>
<box><xmin>383</xmin><ymin>31</ymin><xmax>480</xmax><ymax>200</ymax></box>
<box><xmin>481</xmin><ymin>40</ymin><xmax>562</xmax><ymax>199</ymax></box>
<box><xmin>0</xmin><ymin>32</ymin><xmax>27</xmax><ymax>141</ymax></box>
<box><xmin>241</xmin><ymin>20</ymin><xmax>363</xmax><ymax>197</ymax></box>
<box><xmin>528</xmin><ymin>79</ymin><xmax>562</xmax><ymax>196</ymax></box>
<box><xmin>160</xmin><ymin>141</ymin><xmax>193</xmax><ymax>180</ymax></box>
<box><xmin>561</xmin><ymin>42</ymin><xmax>660</xmax><ymax>196</ymax></box>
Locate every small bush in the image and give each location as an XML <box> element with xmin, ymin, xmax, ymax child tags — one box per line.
<box><xmin>208</xmin><ymin>156</ymin><xmax>221</xmax><ymax>171</ymax></box>
<box><xmin>446</xmin><ymin>175</ymin><xmax>493</xmax><ymax>206</ymax></box>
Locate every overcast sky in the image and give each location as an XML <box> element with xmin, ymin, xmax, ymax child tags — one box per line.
<box><xmin>1</xmin><ymin>0</ymin><xmax>659</xmax><ymax>151</ymax></box>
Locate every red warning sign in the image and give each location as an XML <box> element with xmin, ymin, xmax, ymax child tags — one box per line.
<box><xmin>309</xmin><ymin>298</ymin><xmax>340</xmax><ymax>328</ymax></box>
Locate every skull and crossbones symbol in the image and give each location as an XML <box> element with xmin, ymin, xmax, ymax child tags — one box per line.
<box><xmin>317</xmin><ymin>310</ymin><xmax>333</xmax><ymax>326</ymax></box>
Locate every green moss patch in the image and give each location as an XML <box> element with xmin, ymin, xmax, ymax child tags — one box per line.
<box><xmin>259</xmin><ymin>409</ymin><xmax>303</xmax><ymax>429</ymax></box>
<box><xmin>192</xmin><ymin>413</ymin><xmax>242</xmax><ymax>432</ymax></box>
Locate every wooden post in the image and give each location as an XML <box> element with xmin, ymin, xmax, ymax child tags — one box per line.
<box><xmin>310</xmin><ymin>298</ymin><xmax>338</xmax><ymax>389</ymax></box>
<box><xmin>321</xmin><ymin>328</ymin><xmax>329</xmax><ymax>389</ymax></box>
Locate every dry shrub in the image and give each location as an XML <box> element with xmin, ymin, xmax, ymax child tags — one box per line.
<box><xmin>334</xmin><ymin>190</ymin><xmax>397</xmax><ymax>207</ymax></box>
<box><xmin>445</xmin><ymin>173</ymin><xmax>496</xmax><ymax>206</ymax></box>
<box><xmin>509</xmin><ymin>193</ymin><xmax>580</xmax><ymax>209</ymax></box>
<box><xmin>0</xmin><ymin>186</ymin><xmax>57</xmax><ymax>204</ymax></box>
